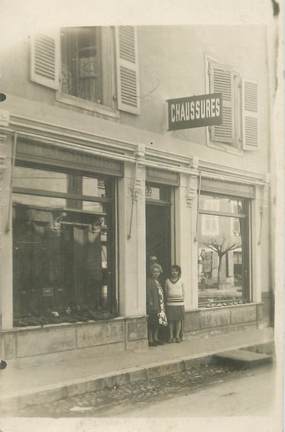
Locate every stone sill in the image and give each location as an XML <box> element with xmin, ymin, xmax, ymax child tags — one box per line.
<box><xmin>189</xmin><ymin>302</ymin><xmax>263</xmax><ymax>313</ymax></box>
<box><xmin>56</xmin><ymin>92</ymin><xmax>120</xmax><ymax>119</ymax></box>
<box><xmin>207</xmin><ymin>141</ymin><xmax>244</xmax><ymax>157</ymax></box>
<box><xmin>0</xmin><ymin>315</ymin><xmax>147</xmax><ymax>335</ymax></box>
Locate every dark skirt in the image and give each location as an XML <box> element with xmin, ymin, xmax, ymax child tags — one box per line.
<box><xmin>148</xmin><ymin>312</ymin><xmax>159</xmax><ymax>328</ymax></box>
<box><xmin>167</xmin><ymin>305</ymin><xmax>184</xmax><ymax>321</ymax></box>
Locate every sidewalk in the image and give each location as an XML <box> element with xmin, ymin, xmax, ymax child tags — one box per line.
<box><xmin>0</xmin><ymin>327</ymin><xmax>274</xmax><ymax>413</ymax></box>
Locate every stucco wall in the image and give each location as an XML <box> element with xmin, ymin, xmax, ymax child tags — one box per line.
<box><xmin>0</xmin><ymin>25</ymin><xmax>270</xmax><ymax>176</ymax></box>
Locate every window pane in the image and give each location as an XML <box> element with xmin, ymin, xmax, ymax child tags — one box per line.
<box><xmin>146</xmin><ymin>185</ymin><xmax>160</xmax><ymax>200</ymax></box>
<box><xmin>14</xmin><ymin>166</ymin><xmax>67</xmax><ymax>193</ymax></box>
<box><xmin>82</xmin><ymin>201</ymin><xmax>105</xmax><ymax>213</ymax></box>
<box><xmin>200</xmin><ymin>194</ymin><xmax>245</xmax><ymax>215</ymax></box>
<box><xmin>198</xmin><ymin>214</ymin><xmax>248</xmax><ymax>308</ymax></box>
<box><xmin>12</xmin><ymin>165</ymin><xmax>116</xmax><ymax>326</ymax></box>
<box><xmin>82</xmin><ymin>177</ymin><xmax>108</xmax><ymax>198</ymax></box>
<box><xmin>145</xmin><ymin>183</ymin><xmax>171</xmax><ymax>202</ymax></box>
<box><xmin>13</xmin><ymin>193</ymin><xmax>66</xmax><ymax>208</ymax></box>
<box><xmin>13</xmin><ymin>202</ymin><xmax>115</xmax><ymax>325</ymax></box>
<box><xmin>61</xmin><ymin>27</ymin><xmax>103</xmax><ymax>103</ymax></box>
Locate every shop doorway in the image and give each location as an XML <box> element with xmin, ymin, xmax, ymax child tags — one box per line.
<box><xmin>145</xmin><ymin>183</ymin><xmax>172</xmax><ymax>280</ymax></box>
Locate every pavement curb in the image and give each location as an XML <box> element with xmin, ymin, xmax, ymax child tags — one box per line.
<box><xmin>0</xmin><ymin>355</ymin><xmax>212</xmax><ymax>413</ymax></box>
<box><xmin>0</xmin><ymin>332</ymin><xmax>274</xmax><ymax>414</ymax></box>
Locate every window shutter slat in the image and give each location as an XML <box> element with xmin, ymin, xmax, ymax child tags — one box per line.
<box><xmin>30</xmin><ymin>31</ymin><xmax>60</xmax><ymax>89</ymax></box>
<box><xmin>209</xmin><ymin>62</ymin><xmax>234</xmax><ymax>145</ymax></box>
<box><xmin>242</xmin><ymin>80</ymin><xmax>258</xmax><ymax>150</ymax></box>
<box><xmin>115</xmin><ymin>26</ymin><xmax>140</xmax><ymax>114</ymax></box>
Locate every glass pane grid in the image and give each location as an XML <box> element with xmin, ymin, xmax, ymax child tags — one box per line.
<box><xmin>145</xmin><ymin>183</ymin><xmax>171</xmax><ymax>202</ymax></box>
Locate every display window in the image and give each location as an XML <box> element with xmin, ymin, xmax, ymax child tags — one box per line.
<box><xmin>12</xmin><ymin>164</ymin><xmax>117</xmax><ymax>327</ymax></box>
<box><xmin>198</xmin><ymin>193</ymin><xmax>250</xmax><ymax>308</ymax></box>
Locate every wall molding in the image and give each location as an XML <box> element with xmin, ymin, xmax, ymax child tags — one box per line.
<box><xmin>0</xmin><ymin>113</ymin><xmax>269</xmax><ymax>187</ymax></box>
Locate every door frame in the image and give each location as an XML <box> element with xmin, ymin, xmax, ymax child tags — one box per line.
<box><xmin>145</xmin><ymin>182</ymin><xmax>175</xmax><ymax>277</ymax></box>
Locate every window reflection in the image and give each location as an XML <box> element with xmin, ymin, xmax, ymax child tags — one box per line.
<box><xmin>12</xmin><ymin>166</ymin><xmax>116</xmax><ymax>326</ymax></box>
<box><xmin>82</xmin><ymin>177</ymin><xmax>108</xmax><ymax>198</ymax></box>
<box><xmin>14</xmin><ymin>166</ymin><xmax>67</xmax><ymax>193</ymax></box>
<box><xmin>199</xmin><ymin>194</ymin><xmax>244</xmax><ymax>215</ymax></box>
<box><xmin>145</xmin><ymin>183</ymin><xmax>171</xmax><ymax>202</ymax></box>
<box><xmin>13</xmin><ymin>193</ymin><xmax>66</xmax><ymax>209</ymax></box>
<box><xmin>198</xmin><ymin>198</ymin><xmax>249</xmax><ymax>308</ymax></box>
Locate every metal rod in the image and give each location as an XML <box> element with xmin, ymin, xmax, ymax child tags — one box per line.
<box><xmin>5</xmin><ymin>132</ymin><xmax>17</xmax><ymax>233</ymax></box>
<box><xmin>195</xmin><ymin>172</ymin><xmax>202</xmax><ymax>242</ymax></box>
<box><xmin>258</xmin><ymin>185</ymin><xmax>265</xmax><ymax>245</ymax></box>
<box><xmin>127</xmin><ymin>159</ymin><xmax>138</xmax><ymax>240</ymax></box>
<box><xmin>59</xmin><ymin>221</ymin><xmax>98</xmax><ymax>228</ymax></box>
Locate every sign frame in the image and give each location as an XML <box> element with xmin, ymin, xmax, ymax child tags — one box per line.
<box><xmin>167</xmin><ymin>92</ymin><xmax>223</xmax><ymax>131</ymax></box>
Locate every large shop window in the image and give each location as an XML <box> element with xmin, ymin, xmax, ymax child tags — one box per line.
<box><xmin>30</xmin><ymin>26</ymin><xmax>140</xmax><ymax>114</ymax></box>
<box><xmin>12</xmin><ymin>164</ymin><xmax>117</xmax><ymax>327</ymax></box>
<box><xmin>198</xmin><ymin>193</ymin><xmax>250</xmax><ymax>308</ymax></box>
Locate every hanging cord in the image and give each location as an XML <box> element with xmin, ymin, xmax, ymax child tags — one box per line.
<box><xmin>258</xmin><ymin>184</ymin><xmax>265</xmax><ymax>246</ymax></box>
<box><xmin>194</xmin><ymin>172</ymin><xmax>202</xmax><ymax>242</ymax></box>
<box><xmin>5</xmin><ymin>132</ymin><xmax>17</xmax><ymax>233</ymax></box>
<box><xmin>127</xmin><ymin>159</ymin><xmax>138</xmax><ymax>240</ymax></box>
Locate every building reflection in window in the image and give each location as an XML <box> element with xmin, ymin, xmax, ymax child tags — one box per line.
<box><xmin>12</xmin><ymin>164</ymin><xmax>116</xmax><ymax>326</ymax></box>
<box><xmin>198</xmin><ymin>194</ymin><xmax>250</xmax><ymax>308</ymax></box>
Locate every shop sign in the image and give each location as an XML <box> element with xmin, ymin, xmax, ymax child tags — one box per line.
<box><xmin>167</xmin><ymin>93</ymin><xmax>222</xmax><ymax>130</ymax></box>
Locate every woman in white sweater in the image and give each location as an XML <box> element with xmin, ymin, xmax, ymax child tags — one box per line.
<box><xmin>165</xmin><ymin>265</ymin><xmax>185</xmax><ymax>343</ymax></box>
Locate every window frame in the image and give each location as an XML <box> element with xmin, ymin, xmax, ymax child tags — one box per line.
<box><xmin>12</xmin><ymin>161</ymin><xmax>119</xmax><ymax>322</ymax></box>
<box><xmin>198</xmin><ymin>191</ymin><xmax>252</xmax><ymax>308</ymax></box>
<box><xmin>30</xmin><ymin>26</ymin><xmax>140</xmax><ymax>116</ymax></box>
<box><xmin>56</xmin><ymin>26</ymin><xmax>120</xmax><ymax>117</ymax></box>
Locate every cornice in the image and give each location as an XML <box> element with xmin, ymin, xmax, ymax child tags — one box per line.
<box><xmin>0</xmin><ymin>113</ymin><xmax>269</xmax><ymax>186</ymax></box>
<box><xmin>199</xmin><ymin>159</ymin><xmax>268</xmax><ymax>186</ymax></box>
<box><xmin>9</xmin><ymin>114</ymin><xmax>137</xmax><ymax>158</ymax></box>
<box><xmin>7</xmin><ymin>114</ymin><xmax>197</xmax><ymax>174</ymax></box>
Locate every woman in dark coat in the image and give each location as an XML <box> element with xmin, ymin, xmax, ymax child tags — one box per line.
<box><xmin>146</xmin><ymin>263</ymin><xmax>167</xmax><ymax>346</ymax></box>
<box><xmin>0</xmin><ymin>360</ymin><xmax>7</xmax><ymax>369</ymax></box>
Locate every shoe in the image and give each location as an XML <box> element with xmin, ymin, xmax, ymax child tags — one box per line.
<box><xmin>0</xmin><ymin>360</ymin><xmax>7</xmax><ymax>369</ymax></box>
<box><xmin>168</xmin><ymin>338</ymin><xmax>174</xmax><ymax>343</ymax></box>
<box><xmin>175</xmin><ymin>338</ymin><xmax>181</xmax><ymax>343</ymax></box>
<box><xmin>148</xmin><ymin>341</ymin><xmax>158</xmax><ymax>347</ymax></box>
<box><xmin>155</xmin><ymin>340</ymin><xmax>164</xmax><ymax>345</ymax></box>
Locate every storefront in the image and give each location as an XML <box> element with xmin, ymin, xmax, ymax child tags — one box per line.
<box><xmin>0</xmin><ymin>120</ymin><xmax>271</xmax><ymax>362</ymax></box>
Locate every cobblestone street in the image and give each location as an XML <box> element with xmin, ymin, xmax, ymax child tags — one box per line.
<box><xmin>11</xmin><ymin>363</ymin><xmax>275</xmax><ymax>417</ymax></box>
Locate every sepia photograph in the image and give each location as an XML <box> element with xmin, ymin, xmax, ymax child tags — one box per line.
<box><xmin>0</xmin><ymin>0</ymin><xmax>283</xmax><ymax>430</ymax></box>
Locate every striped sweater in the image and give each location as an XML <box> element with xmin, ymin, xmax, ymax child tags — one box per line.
<box><xmin>165</xmin><ymin>278</ymin><xmax>184</xmax><ymax>306</ymax></box>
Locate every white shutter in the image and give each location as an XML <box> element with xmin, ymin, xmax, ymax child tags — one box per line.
<box><xmin>30</xmin><ymin>31</ymin><xmax>60</xmax><ymax>89</ymax></box>
<box><xmin>242</xmin><ymin>80</ymin><xmax>258</xmax><ymax>150</ymax></box>
<box><xmin>209</xmin><ymin>62</ymin><xmax>234</xmax><ymax>145</ymax></box>
<box><xmin>115</xmin><ymin>26</ymin><xmax>140</xmax><ymax>114</ymax></box>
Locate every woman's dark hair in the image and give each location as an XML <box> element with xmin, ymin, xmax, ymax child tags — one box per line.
<box><xmin>171</xmin><ymin>264</ymin><xmax>181</xmax><ymax>277</ymax></box>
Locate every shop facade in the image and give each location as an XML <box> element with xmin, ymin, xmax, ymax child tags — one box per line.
<box><xmin>0</xmin><ymin>25</ymin><xmax>274</xmax><ymax>359</ymax></box>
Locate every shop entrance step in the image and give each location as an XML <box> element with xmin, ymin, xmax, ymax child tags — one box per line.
<box><xmin>213</xmin><ymin>349</ymin><xmax>273</xmax><ymax>368</ymax></box>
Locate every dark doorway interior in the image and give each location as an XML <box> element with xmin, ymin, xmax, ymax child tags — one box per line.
<box><xmin>146</xmin><ymin>204</ymin><xmax>171</xmax><ymax>280</ymax></box>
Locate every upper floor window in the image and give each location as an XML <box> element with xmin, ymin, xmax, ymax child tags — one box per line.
<box><xmin>30</xmin><ymin>26</ymin><xmax>140</xmax><ymax>114</ymax></box>
<box><xmin>61</xmin><ymin>27</ymin><xmax>104</xmax><ymax>105</ymax></box>
<box><xmin>206</xmin><ymin>57</ymin><xmax>258</xmax><ymax>152</ymax></box>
